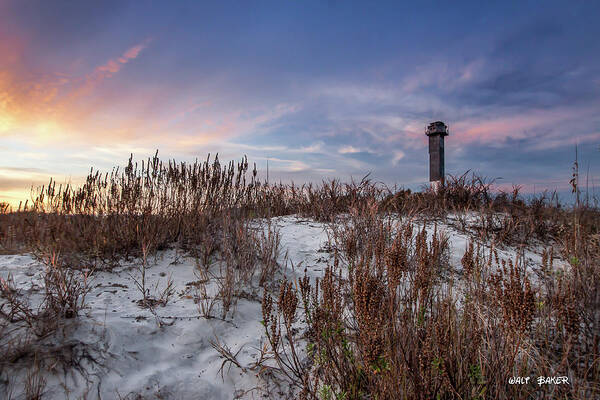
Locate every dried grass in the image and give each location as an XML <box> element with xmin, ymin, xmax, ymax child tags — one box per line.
<box><xmin>1</xmin><ymin>152</ymin><xmax>598</xmax><ymax>398</ymax></box>
<box><xmin>262</xmin><ymin>196</ymin><xmax>599</xmax><ymax>399</ymax></box>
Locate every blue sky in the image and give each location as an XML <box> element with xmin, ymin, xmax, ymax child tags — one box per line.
<box><xmin>1</xmin><ymin>0</ymin><xmax>599</xmax><ymax>204</ymax></box>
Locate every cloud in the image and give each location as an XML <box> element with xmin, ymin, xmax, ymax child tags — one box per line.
<box><xmin>339</xmin><ymin>145</ymin><xmax>360</xmax><ymax>154</ymax></box>
<box><xmin>0</xmin><ymin>166</ymin><xmax>47</xmax><ymax>174</ymax></box>
<box><xmin>0</xmin><ymin>177</ymin><xmax>47</xmax><ymax>191</ymax></box>
<box><xmin>312</xmin><ymin>84</ymin><xmax>396</xmax><ymax>104</ymax></box>
<box><xmin>400</xmin><ymin>59</ymin><xmax>487</xmax><ymax>94</ymax></box>
<box><xmin>250</xmin><ymin>156</ymin><xmax>311</xmax><ymax>172</ymax></box>
<box><xmin>0</xmin><ymin>165</ymin><xmax>57</xmax><ymax>205</ymax></box>
<box><xmin>338</xmin><ymin>145</ymin><xmax>379</xmax><ymax>155</ymax></box>
<box><xmin>73</xmin><ymin>39</ymin><xmax>152</xmax><ymax>99</ymax></box>
<box><xmin>166</xmin><ymin>103</ymin><xmax>301</xmax><ymax>153</ymax></box>
<box><xmin>0</xmin><ymin>165</ymin><xmax>54</xmax><ymax>184</ymax></box>
<box><xmin>296</xmin><ymin>142</ymin><xmax>324</xmax><ymax>154</ymax></box>
<box><xmin>451</xmin><ymin>104</ymin><xmax>600</xmax><ymax>149</ymax></box>
<box><xmin>120</xmin><ymin>43</ymin><xmax>146</xmax><ymax>62</ymax></box>
<box><xmin>392</xmin><ymin>150</ymin><xmax>405</xmax><ymax>165</ymax></box>
<box><xmin>0</xmin><ymin>68</ymin><xmax>67</xmax><ymax>135</ymax></box>
<box><xmin>0</xmin><ymin>37</ymin><xmax>153</xmax><ymax>146</ymax></box>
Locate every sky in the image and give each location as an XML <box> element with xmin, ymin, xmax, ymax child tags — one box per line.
<box><xmin>1</xmin><ymin>0</ymin><xmax>600</xmax><ymax>206</ymax></box>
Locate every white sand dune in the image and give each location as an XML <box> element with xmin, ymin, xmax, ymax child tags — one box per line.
<box><xmin>0</xmin><ymin>215</ymin><xmax>555</xmax><ymax>399</ymax></box>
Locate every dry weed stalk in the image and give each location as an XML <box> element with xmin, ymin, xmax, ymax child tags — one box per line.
<box><xmin>1</xmin><ymin>152</ymin><xmax>599</xmax><ymax>398</ymax></box>
<box><xmin>261</xmin><ymin>198</ymin><xmax>599</xmax><ymax>399</ymax></box>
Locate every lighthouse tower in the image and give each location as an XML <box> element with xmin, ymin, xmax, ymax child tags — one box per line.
<box><xmin>426</xmin><ymin>121</ymin><xmax>448</xmax><ymax>191</ymax></box>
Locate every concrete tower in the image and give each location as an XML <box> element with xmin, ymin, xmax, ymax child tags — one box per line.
<box><xmin>426</xmin><ymin>121</ymin><xmax>448</xmax><ymax>190</ymax></box>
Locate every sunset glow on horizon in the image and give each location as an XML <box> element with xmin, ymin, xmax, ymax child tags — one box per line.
<box><xmin>2</xmin><ymin>0</ymin><xmax>600</xmax><ymax>207</ymax></box>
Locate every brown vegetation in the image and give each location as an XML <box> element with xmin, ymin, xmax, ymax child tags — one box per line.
<box><xmin>0</xmin><ymin>152</ymin><xmax>598</xmax><ymax>398</ymax></box>
<box><xmin>261</xmin><ymin>182</ymin><xmax>599</xmax><ymax>399</ymax></box>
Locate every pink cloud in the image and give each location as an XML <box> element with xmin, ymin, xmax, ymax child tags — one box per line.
<box><xmin>450</xmin><ymin>105</ymin><xmax>600</xmax><ymax>150</ymax></box>
<box><xmin>0</xmin><ymin>36</ymin><xmax>157</xmax><ymax>145</ymax></box>
<box><xmin>97</xmin><ymin>60</ymin><xmax>121</xmax><ymax>74</ymax></box>
<box><xmin>119</xmin><ymin>43</ymin><xmax>146</xmax><ymax>62</ymax></box>
<box><xmin>73</xmin><ymin>38</ymin><xmax>152</xmax><ymax>98</ymax></box>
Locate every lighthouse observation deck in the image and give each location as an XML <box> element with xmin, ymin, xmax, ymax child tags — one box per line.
<box><xmin>426</xmin><ymin>121</ymin><xmax>449</xmax><ymax>137</ymax></box>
